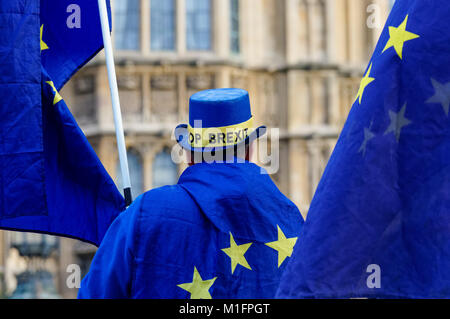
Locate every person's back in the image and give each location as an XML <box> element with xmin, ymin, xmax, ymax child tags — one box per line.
<box><xmin>79</xmin><ymin>161</ymin><xmax>303</xmax><ymax>298</ymax></box>
<box><xmin>78</xmin><ymin>88</ymin><xmax>304</xmax><ymax>298</ymax></box>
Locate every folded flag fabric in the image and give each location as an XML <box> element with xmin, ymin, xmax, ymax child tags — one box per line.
<box><xmin>41</xmin><ymin>0</ymin><xmax>111</xmax><ymax>91</ymax></box>
<box><xmin>78</xmin><ymin>162</ymin><xmax>304</xmax><ymax>298</ymax></box>
<box><xmin>0</xmin><ymin>0</ymin><xmax>124</xmax><ymax>246</ymax></box>
<box><xmin>277</xmin><ymin>0</ymin><xmax>450</xmax><ymax>299</ymax></box>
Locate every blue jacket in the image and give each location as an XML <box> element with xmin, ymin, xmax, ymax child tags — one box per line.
<box><xmin>78</xmin><ymin>161</ymin><xmax>303</xmax><ymax>299</ymax></box>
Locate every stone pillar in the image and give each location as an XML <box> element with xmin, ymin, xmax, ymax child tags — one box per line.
<box><xmin>240</xmin><ymin>0</ymin><xmax>251</xmax><ymax>64</ymax></box>
<box><xmin>289</xmin><ymin>139</ymin><xmax>310</xmax><ymax>219</ymax></box>
<box><xmin>310</xmin><ymin>73</ymin><xmax>326</xmax><ymax>125</ymax></box>
<box><xmin>142</xmin><ymin>73</ymin><xmax>151</xmax><ymax>122</ymax></box>
<box><xmin>306</xmin><ymin>0</ymin><xmax>326</xmax><ymax>62</ymax></box>
<box><xmin>324</xmin><ymin>0</ymin><xmax>349</xmax><ymax>64</ymax></box>
<box><xmin>178</xmin><ymin>72</ymin><xmax>189</xmax><ymax>123</ymax></box>
<box><xmin>216</xmin><ymin>67</ymin><xmax>231</xmax><ymax>88</ymax></box>
<box><xmin>323</xmin><ymin>0</ymin><xmax>333</xmax><ymax>62</ymax></box>
<box><xmin>240</xmin><ymin>0</ymin><xmax>262</xmax><ymax>66</ymax></box>
<box><xmin>275</xmin><ymin>73</ymin><xmax>288</xmax><ymax>130</ymax></box>
<box><xmin>285</xmin><ymin>0</ymin><xmax>297</xmax><ymax>64</ymax></box>
<box><xmin>95</xmin><ymin>67</ymin><xmax>114</xmax><ymax>130</ymax></box>
<box><xmin>0</xmin><ymin>232</ymin><xmax>4</xmax><ymax>296</ymax></box>
<box><xmin>272</xmin><ymin>0</ymin><xmax>287</xmax><ymax>65</ymax></box>
<box><xmin>286</xmin><ymin>0</ymin><xmax>309</xmax><ymax>64</ymax></box>
<box><xmin>213</xmin><ymin>0</ymin><xmax>230</xmax><ymax>58</ymax></box>
<box><xmin>141</xmin><ymin>0</ymin><xmax>150</xmax><ymax>53</ymax></box>
<box><xmin>176</xmin><ymin>0</ymin><xmax>186</xmax><ymax>55</ymax></box>
<box><xmin>326</xmin><ymin>137</ymin><xmax>338</xmax><ymax>159</ymax></box>
<box><xmin>287</xmin><ymin>70</ymin><xmax>310</xmax><ymax>130</ymax></box>
<box><xmin>57</xmin><ymin>238</ymin><xmax>78</xmax><ymax>299</ymax></box>
<box><xmin>142</xmin><ymin>145</ymin><xmax>154</xmax><ymax>191</ymax></box>
<box><xmin>348</xmin><ymin>0</ymin><xmax>365</xmax><ymax>66</ymax></box>
<box><xmin>307</xmin><ymin>138</ymin><xmax>324</xmax><ymax>197</ymax></box>
<box><xmin>98</xmin><ymin>135</ymin><xmax>118</xmax><ymax>178</ymax></box>
<box><xmin>327</xmin><ymin>71</ymin><xmax>341</xmax><ymax>126</ymax></box>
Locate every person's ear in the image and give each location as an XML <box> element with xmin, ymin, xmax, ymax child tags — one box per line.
<box><xmin>247</xmin><ymin>141</ymin><xmax>255</xmax><ymax>161</ymax></box>
<box><xmin>185</xmin><ymin>150</ymin><xmax>193</xmax><ymax>166</ymax></box>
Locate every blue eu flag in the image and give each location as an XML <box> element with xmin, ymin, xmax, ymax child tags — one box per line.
<box><xmin>277</xmin><ymin>0</ymin><xmax>450</xmax><ymax>298</ymax></box>
<box><xmin>41</xmin><ymin>0</ymin><xmax>111</xmax><ymax>90</ymax></box>
<box><xmin>0</xmin><ymin>0</ymin><xmax>124</xmax><ymax>246</ymax></box>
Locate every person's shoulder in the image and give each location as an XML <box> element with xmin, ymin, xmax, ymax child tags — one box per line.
<box><xmin>244</xmin><ymin>162</ymin><xmax>304</xmax><ymax>218</ymax></box>
<box><xmin>111</xmin><ymin>192</ymin><xmax>145</xmax><ymax>228</ymax></box>
<box><xmin>141</xmin><ymin>184</ymin><xmax>185</xmax><ymax>201</ymax></box>
<box><xmin>138</xmin><ymin>185</ymin><xmax>199</xmax><ymax>219</ymax></box>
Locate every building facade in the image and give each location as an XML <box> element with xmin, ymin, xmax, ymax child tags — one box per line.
<box><xmin>1</xmin><ymin>0</ymin><xmax>392</xmax><ymax>298</ymax></box>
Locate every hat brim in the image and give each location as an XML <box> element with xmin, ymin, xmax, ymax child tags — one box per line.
<box><xmin>174</xmin><ymin>124</ymin><xmax>267</xmax><ymax>153</ymax></box>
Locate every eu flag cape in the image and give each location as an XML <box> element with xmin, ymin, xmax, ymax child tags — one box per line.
<box><xmin>78</xmin><ymin>162</ymin><xmax>304</xmax><ymax>298</ymax></box>
<box><xmin>277</xmin><ymin>0</ymin><xmax>450</xmax><ymax>299</ymax></box>
<box><xmin>0</xmin><ymin>0</ymin><xmax>124</xmax><ymax>246</ymax></box>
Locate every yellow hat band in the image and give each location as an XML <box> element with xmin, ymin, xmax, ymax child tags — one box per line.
<box><xmin>188</xmin><ymin>118</ymin><xmax>254</xmax><ymax>148</ymax></box>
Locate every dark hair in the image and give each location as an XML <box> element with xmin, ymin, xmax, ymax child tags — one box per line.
<box><xmin>190</xmin><ymin>141</ymin><xmax>250</xmax><ymax>164</ymax></box>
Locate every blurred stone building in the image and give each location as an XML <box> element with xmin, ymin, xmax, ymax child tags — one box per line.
<box><xmin>1</xmin><ymin>0</ymin><xmax>393</xmax><ymax>298</ymax></box>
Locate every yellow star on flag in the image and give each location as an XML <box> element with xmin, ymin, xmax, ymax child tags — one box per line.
<box><xmin>46</xmin><ymin>81</ymin><xmax>62</xmax><ymax>105</ymax></box>
<box><xmin>221</xmin><ymin>233</ymin><xmax>252</xmax><ymax>274</ymax></box>
<box><xmin>382</xmin><ymin>15</ymin><xmax>419</xmax><ymax>59</ymax></box>
<box><xmin>40</xmin><ymin>24</ymin><xmax>49</xmax><ymax>52</ymax></box>
<box><xmin>355</xmin><ymin>63</ymin><xmax>375</xmax><ymax>105</ymax></box>
<box><xmin>265</xmin><ymin>225</ymin><xmax>298</xmax><ymax>268</ymax></box>
<box><xmin>177</xmin><ymin>267</ymin><xmax>217</xmax><ymax>299</ymax></box>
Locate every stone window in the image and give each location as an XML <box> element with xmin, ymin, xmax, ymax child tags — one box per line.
<box><xmin>151</xmin><ymin>0</ymin><xmax>176</xmax><ymax>51</ymax></box>
<box><xmin>150</xmin><ymin>75</ymin><xmax>178</xmax><ymax>123</ymax></box>
<box><xmin>114</xmin><ymin>0</ymin><xmax>141</xmax><ymax>51</ymax></box>
<box><xmin>118</xmin><ymin>75</ymin><xmax>142</xmax><ymax>122</ymax></box>
<box><xmin>230</xmin><ymin>0</ymin><xmax>240</xmax><ymax>54</ymax></box>
<box><xmin>186</xmin><ymin>0</ymin><xmax>212</xmax><ymax>51</ymax></box>
<box><xmin>72</xmin><ymin>76</ymin><xmax>96</xmax><ymax>125</ymax></box>
<box><xmin>152</xmin><ymin>148</ymin><xmax>178</xmax><ymax>188</ymax></box>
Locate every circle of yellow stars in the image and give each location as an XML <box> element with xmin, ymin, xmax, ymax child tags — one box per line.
<box><xmin>177</xmin><ymin>226</ymin><xmax>298</xmax><ymax>299</ymax></box>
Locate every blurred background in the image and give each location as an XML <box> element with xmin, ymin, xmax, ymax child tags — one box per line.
<box><xmin>0</xmin><ymin>0</ymin><xmax>394</xmax><ymax>298</ymax></box>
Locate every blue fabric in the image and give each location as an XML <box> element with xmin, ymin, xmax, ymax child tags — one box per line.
<box><xmin>189</xmin><ymin>88</ymin><xmax>252</xmax><ymax>127</ymax></box>
<box><xmin>78</xmin><ymin>162</ymin><xmax>304</xmax><ymax>298</ymax></box>
<box><xmin>0</xmin><ymin>0</ymin><xmax>124</xmax><ymax>246</ymax></box>
<box><xmin>0</xmin><ymin>1</ymin><xmax>44</xmax><ymax>220</ymax></box>
<box><xmin>41</xmin><ymin>0</ymin><xmax>111</xmax><ymax>90</ymax></box>
<box><xmin>277</xmin><ymin>0</ymin><xmax>450</xmax><ymax>299</ymax></box>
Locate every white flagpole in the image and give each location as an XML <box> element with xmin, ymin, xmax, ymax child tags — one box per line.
<box><xmin>97</xmin><ymin>0</ymin><xmax>132</xmax><ymax>206</ymax></box>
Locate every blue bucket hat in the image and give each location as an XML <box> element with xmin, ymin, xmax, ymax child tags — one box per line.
<box><xmin>175</xmin><ymin>88</ymin><xmax>267</xmax><ymax>153</ymax></box>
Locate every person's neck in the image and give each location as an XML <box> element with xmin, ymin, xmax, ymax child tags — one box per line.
<box><xmin>188</xmin><ymin>155</ymin><xmax>250</xmax><ymax>167</ymax></box>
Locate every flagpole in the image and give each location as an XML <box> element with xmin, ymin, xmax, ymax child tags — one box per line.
<box><xmin>97</xmin><ymin>0</ymin><xmax>132</xmax><ymax>206</ymax></box>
